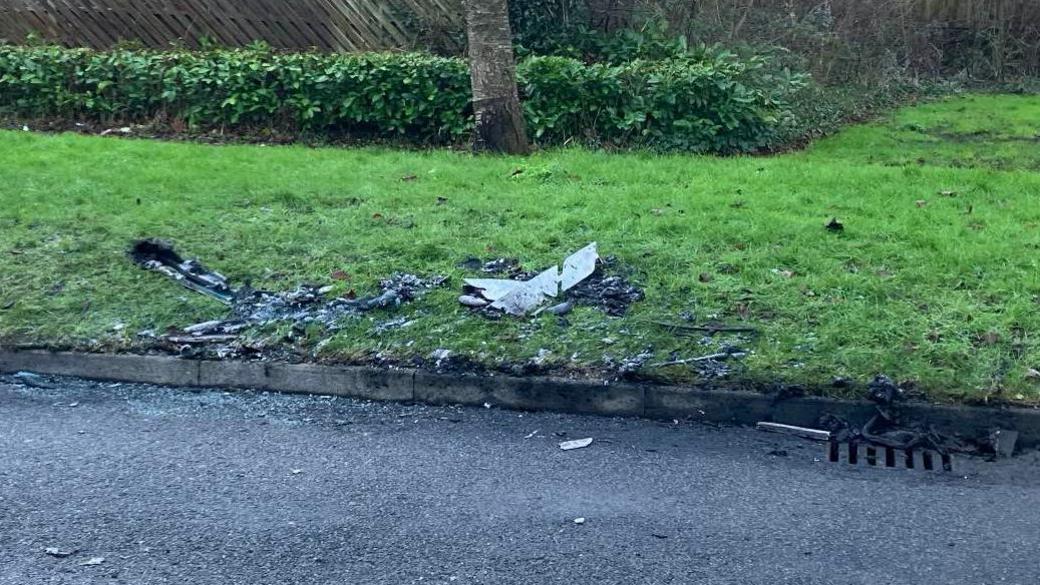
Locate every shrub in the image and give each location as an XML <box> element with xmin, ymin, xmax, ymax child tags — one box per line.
<box><xmin>0</xmin><ymin>44</ymin><xmax>803</xmax><ymax>153</ymax></box>
<box><xmin>520</xmin><ymin>50</ymin><xmax>807</xmax><ymax>152</ymax></box>
<box><xmin>0</xmin><ymin>46</ymin><xmax>473</xmax><ymax>140</ymax></box>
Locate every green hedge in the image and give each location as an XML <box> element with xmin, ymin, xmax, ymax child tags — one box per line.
<box><xmin>0</xmin><ymin>45</ymin><xmax>803</xmax><ymax>152</ymax></box>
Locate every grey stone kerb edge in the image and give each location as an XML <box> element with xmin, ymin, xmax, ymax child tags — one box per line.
<box><xmin>3</xmin><ymin>350</ymin><xmax>1040</xmax><ymax>448</ymax></box>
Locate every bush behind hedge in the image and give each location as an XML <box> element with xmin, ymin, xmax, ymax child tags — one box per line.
<box><xmin>0</xmin><ymin>44</ymin><xmax>803</xmax><ymax>153</ymax></box>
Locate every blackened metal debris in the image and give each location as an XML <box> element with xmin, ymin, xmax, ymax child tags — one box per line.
<box><xmin>130</xmin><ymin>239</ymin><xmax>446</xmax><ymax>351</ymax></box>
<box><xmin>822</xmin><ymin>375</ymin><xmax>953</xmax><ymax>454</ymax></box>
<box><xmin>130</xmin><ymin>239</ymin><xmax>233</xmax><ymax>303</ymax></box>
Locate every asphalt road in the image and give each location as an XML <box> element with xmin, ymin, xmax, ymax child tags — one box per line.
<box><xmin>2</xmin><ymin>375</ymin><xmax>1039</xmax><ymax>585</ymax></box>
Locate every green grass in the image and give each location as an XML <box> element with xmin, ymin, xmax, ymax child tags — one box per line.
<box><xmin>2</xmin><ymin>93</ymin><xmax>1039</xmax><ymax>404</ymax></box>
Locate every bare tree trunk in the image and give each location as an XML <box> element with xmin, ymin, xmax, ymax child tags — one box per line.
<box><xmin>463</xmin><ymin>0</ymin><xmax>529</xmax><ymax>154</ymax></box>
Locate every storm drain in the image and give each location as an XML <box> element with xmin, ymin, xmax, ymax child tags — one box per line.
<box><xmin>825</xmin><ymin>441</ymin><xmax>954</xmax><ymax>472</ymax></box>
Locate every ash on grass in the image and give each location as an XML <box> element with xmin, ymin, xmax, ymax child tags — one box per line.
<box><xmin>5</xmin><ymin>95</ymin><xmax>1040</xmax><ymax>401</ymax></box>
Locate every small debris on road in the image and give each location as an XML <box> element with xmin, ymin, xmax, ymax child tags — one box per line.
<box><xmin>44</xmin><ymin>548</ymin><xmax>75</xmax><ymax>558</ymax></box>
<box><xmin>559</xmin><ymin>438</ymin><xmax>594</xmax><ymax>451</ymax></box>
<box><xmin>573</xmin><ymin>517</ymin><xmax>586</xmax><ymax>525</ymax></box>
<box><xmin>990</xmin><ymin>429</ymin><xmax>1019</xmax><ymax>458</ymax></box>
<box><xmin>756</xmin><ymin>422</ymin><xmax>831</xmax><ymax>442</ymax></box>
<box><xmin>80</xmin><ymin>557</ymin><xmax>105</xmax><ymax>566</ymax></box>
<box><xmin>12</xmin><ymin>371</ymin><xmax>56</xmax><ymax>389</ymax></box>
<box><xmin>291</xmin><ymin>469</ymin><xmax>303</xmax><ymax>475</ymax></box>
<box><xmin>524</xmin><ymin>430</ymin><xmax>540</xmax><ymax>439</ymax></box>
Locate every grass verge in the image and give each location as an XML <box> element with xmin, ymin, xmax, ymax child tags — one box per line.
<box><xmin>2</xmin><ymin>94</ymin><xmax>1039</xmax><ymax>404</ymax></box>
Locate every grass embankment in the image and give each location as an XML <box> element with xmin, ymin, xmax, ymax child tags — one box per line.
<box><xmin>2</xmin><ymin>94</ymin><xmax>1039</xmax><ymax>403</ymax></box>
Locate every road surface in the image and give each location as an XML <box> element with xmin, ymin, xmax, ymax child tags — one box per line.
<box><xmin>2</xmin><ymin>375</ymin><xmax>1039</xmax><ymax>584</ymax></box>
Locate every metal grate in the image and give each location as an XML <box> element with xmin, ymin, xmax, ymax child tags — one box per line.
<box><xmin>825</xmin><ymin>441</ymin><xmax>954</xmax><ymax>472</ymax></box>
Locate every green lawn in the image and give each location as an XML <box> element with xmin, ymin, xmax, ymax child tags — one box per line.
<box><xmin>2</xmin><ymin>94</ymin><xmax>1039</xmax><ymax>404</ymax></box>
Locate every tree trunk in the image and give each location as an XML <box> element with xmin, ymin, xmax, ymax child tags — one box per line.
<box><xmin>463</xmin><ymin>0</ymin><xmax>530</xmax><ymax>154</ymax></box>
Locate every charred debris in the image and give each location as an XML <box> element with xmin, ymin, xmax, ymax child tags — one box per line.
<box><xmin>130</xmin><ymin>239</ymin><xmax>447</xmax><ymax>357</ymax></box>
<box><xmin>129</xmin><ymin>239</ymin><xmax>648</xmax><ymax>362</ymax></box>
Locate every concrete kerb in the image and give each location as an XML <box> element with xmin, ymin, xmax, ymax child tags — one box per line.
<box><xmin>3</xmin><ymin>350</ymin><xmax>1040</xmax><ymax>448</ymax></box>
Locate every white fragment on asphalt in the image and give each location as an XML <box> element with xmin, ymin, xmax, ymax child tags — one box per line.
<box><xmin>573</xmin><ymin>517</ymin><xmax>586</xmax><ymax>525</ymax></box>
<box><xmin>291</xmin><ymin>469</ymin><xmax>303</xmax><ymax>475</ymax></box>
<box><xmin>68</xmin><ymin>402</ymin><xmax>79</xmax><ymax>408</ymax></box>
<box><xmin>559</xmin><ymin>438</ymin><xmax>594</xmax><ymax>451</ymax></box>
<box><xmin>524</xmin><ymin>430</ymin><xmax>540</xmax><ymax>439</ymax></box>
<box><xmin>80</xmin><ymin>557</ymin><xmax>105</xmax><ymax>566</ymax></box>
<box><xmin>44</xmin><ymin>547</ymin><xmax>75</xmax><ymax>558</ymax></box>
<box><xmin>560</xmin><ymin>242</ymin><xmax>598</xmax><ymax>291</ymax></box>
<box><xmin>755</xmin><ymin>422</ymin><xmax>831</xmax><ymax>442</ymax></box>
<box><xmin>483</xmin><ymin>402</ymin><xmax>492</xmax><ymax>409</ymax></box>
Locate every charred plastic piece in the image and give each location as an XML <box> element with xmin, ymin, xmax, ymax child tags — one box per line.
<box><xmin>130</xmin><ymin>239</ymin><xmax>233</xmax><ymax>304</ymax></box>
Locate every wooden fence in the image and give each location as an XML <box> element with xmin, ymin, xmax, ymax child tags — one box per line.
<box><xmin>0</xmin><ymin>0</ymin><xmax>463</xmax><ymax>52</ymax></box>
<box><xmin>0</xmin><ymin>0</ymin><xmax>1036</xmax><ymax>65</ymax></box>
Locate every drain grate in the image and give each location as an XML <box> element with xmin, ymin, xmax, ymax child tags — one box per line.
<box><xmin>825</xmin><ymin>441</ymin><xmax>954</xmax><ymax>472</ymax></box>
